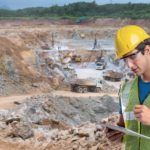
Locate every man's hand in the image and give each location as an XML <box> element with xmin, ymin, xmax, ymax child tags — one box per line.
<box><xmin>134</xmin><ymin>105</ymin><xmax>150</xmax><ymax>125</ymax></box>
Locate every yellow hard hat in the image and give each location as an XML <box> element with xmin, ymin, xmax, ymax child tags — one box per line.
<box><xmin>115</xmin><ymin>25</ymin><xmax>150</xmax><ymax>59</ymax></box>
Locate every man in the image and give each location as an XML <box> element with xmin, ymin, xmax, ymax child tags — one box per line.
<box><xmin>106</xmin><ymin>25</ymin><xmax>150</xmax><ymax>150</ymax></box>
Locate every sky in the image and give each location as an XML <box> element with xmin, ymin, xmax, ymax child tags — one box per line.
<box><xmin>0</xmin><ymin>0</ymin><xmax>150</xmax><ymax>10</ymax></box>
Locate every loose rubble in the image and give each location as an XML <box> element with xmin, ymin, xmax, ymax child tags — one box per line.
<box><xmin>0</xmin><ymin>94</ymin><xmax>121</xmax><ymax>150</ymax></box>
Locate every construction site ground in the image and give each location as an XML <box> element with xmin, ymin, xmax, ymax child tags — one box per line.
<box><xmin>0</xmin><ymin>19</ymin><xmax>150</xmax><ymax>150</ymax></box>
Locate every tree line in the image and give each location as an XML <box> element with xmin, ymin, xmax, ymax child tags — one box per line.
<box><xmin>0</xmin><ymin>1</ymin><xmax>150</xmax><ymax>19</ymax></box>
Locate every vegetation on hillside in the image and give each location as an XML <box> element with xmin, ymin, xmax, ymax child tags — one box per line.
<box><xmin>0</xmin><ymin>1</ymin><xmax>150</xmax><ymax>20</ymax></box>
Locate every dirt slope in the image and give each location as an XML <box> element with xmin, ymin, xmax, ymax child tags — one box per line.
<box><xmin>0</xmin><ymin>36</ymin><xmax>53</xmax><ymax>96</ymax></box>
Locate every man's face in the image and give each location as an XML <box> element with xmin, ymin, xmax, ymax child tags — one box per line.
<box><xmin>121</xmin><ymin>46</ymin><xmax>150</xmax><ymax>76</ymax></box>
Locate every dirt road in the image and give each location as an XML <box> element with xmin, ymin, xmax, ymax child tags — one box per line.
<box><xmin>0</xmin><ymin>95</ymin><xmax>34</xmax><ymax>109</ymax></box>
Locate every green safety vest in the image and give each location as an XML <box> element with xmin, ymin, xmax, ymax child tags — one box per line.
<box><xmin>120</xmin><ymin>76</ymin><xmax>150</xmax><ymax>150</ymax></box>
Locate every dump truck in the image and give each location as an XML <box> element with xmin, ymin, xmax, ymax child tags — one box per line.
<box><xmin>95</xmin><ymin>57</ymin><xmax>106</xmax><ymax>70</ymax></box>
<box><xmin>71</xmin><ymin>79</ymin><xmax>102</xmax><ymax>93</ymax></box>
<box><xmin>103</xmin><ymin>70</ymin><xmax>123</xmax><ymax>82</ymax></box>
<box><xmin>96</xmin><ymin>62</ymin><xmax>106</xmax><ymax>70</ymax></box>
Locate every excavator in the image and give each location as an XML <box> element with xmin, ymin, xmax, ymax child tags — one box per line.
<box><xmin>71</xmin><ymin>55</ymin><xmax>82</xmax><ymax>63</ymax></box>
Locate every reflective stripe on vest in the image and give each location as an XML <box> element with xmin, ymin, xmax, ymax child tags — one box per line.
<box><xmin>120</xmin><ymin>81</ymin><xmax>132</xmax><ymax>112</ymax></box>
<box><xmin>120</xmin><ymin>80</ymin><xmax>137</xmax><ymax>121</ymax></box>
<box><xmin>123</xmin><ymin>111</ymin><xmax>136</xmax><ymax>121</ymax></box>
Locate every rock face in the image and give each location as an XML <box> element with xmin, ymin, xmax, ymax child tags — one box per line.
<box><xmin>0</xmin><ymin>36</ymin><xmax>73</xmax><ymax>96</ymax></box>
<box><xmin>0</xmin><ymin>94</ymin><xmax>121</xmax><ymax>150</ymax></box>
<box><xmin>0</xmin><ymin>37</ymin><xmax>35</xmax><ymax>78</ymax></box>
<box><xmin>0</xmin><ymin>37</ymin><xmax>50</xmax><ymax>96</ymax></box>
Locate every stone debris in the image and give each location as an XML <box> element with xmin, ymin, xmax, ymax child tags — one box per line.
<box><xmin>6</xmin><ymin>121</ymin><xmax>34</xmax><ymax>140</ymax></box>
<box><xmin>0</xmin><ymin>94</ymin><xmax>121</xmax><ymax>149</ymax></box>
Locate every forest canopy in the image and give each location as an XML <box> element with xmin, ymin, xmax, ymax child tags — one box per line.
<box><xmin>0</xmin><ymin>2</ymin><xmax>150</xmax><ymax>19</ymax></box>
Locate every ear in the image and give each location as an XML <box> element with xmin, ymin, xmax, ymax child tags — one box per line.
<box><xmin>144</xmin><ymin>45</ymin><xmax>150</xmax><ymax>55</ymax></box>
